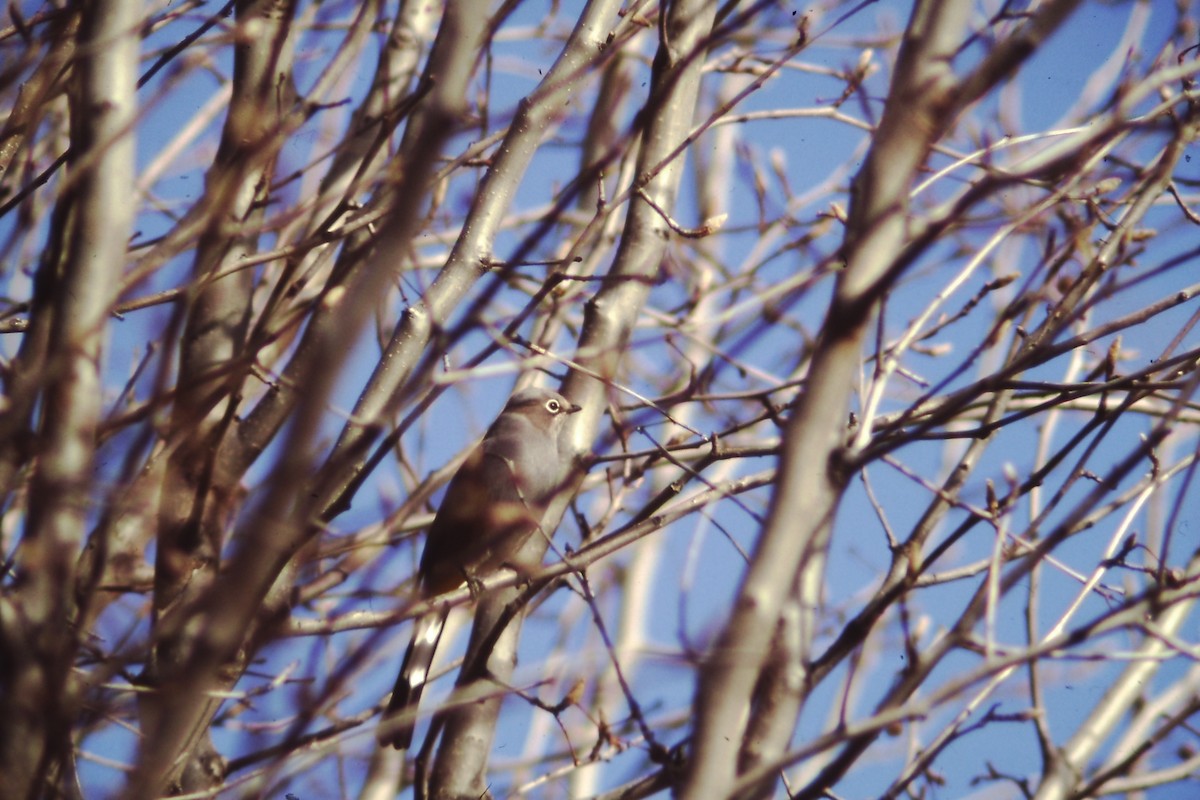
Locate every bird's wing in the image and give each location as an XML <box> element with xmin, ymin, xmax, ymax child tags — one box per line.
<box><xmin>418</xmin><ymin>441</ymin><xmax>537</xmax><ymax>595</ymax></box>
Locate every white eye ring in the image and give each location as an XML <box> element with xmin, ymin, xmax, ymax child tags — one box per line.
<box><xmin>545</xmin><ymin>399</ymin><xmax>561</xmax><ymax>413</ymax></box>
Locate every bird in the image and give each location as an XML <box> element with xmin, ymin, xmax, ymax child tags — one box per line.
<box><xmin>377</xmin><ymin>386</ymin><xmax>583</xmax><ymax>750</ymax></box>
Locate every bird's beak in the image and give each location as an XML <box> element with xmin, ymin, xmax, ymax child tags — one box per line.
<box><xmin>566</xmin><ymin>402</ymin><xmax>583</xmax><ymax>415</ymax></box>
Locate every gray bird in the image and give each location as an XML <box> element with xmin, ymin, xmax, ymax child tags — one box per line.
<box><xmin>377</xmin><ymin>387</ymin><xmax>583</xmax><ymax>750</ymax></box>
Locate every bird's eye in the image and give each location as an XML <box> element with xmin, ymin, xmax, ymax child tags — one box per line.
<box><xmin>545</xmin><ymin>399</ymin><xmax>561</xmax><ymax>413</ymax></box>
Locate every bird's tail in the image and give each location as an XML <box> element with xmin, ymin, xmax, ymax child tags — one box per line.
<box><xmin>377</xmin><ymin>608</ymin><xmax>449</xmax><ymax>749</ymax></box>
